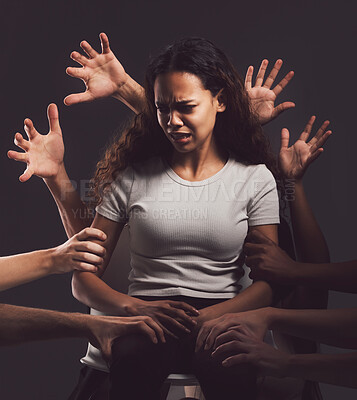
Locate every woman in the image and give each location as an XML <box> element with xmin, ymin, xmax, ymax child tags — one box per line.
<box><xmin>9</xmin><ymin>36</ymin><xmax>292</xmax><ymax>399</ymax></box>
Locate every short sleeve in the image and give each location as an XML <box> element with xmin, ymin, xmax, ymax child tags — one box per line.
<box><xmin>95</xmin><ymin>166</ymin><xmax>134</xmax><ymax>223</ymax></box>
<box><xmin>247</xmin><ymin>165</ymin><xmax>280</xmax><ymax>226</ymax></box>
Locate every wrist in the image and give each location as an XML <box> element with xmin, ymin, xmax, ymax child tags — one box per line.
<box><xmin>112</xmin><ymin>74</ymin><xmax>145</xmax><ymax>114</ymax></box>
<box><xmin>40</xmin><ymin>248</ymin><xmax>58</xmax><ymax>275</ymax></box>
<box><xmin>123</xmin><ymin>297</ymin><xmax>144</xmax><ymax>316</ymax></box>
<box><xmin>43</xmin><ymin>162</ymin><xmax>67</xmax><ymax>185</ymax></box>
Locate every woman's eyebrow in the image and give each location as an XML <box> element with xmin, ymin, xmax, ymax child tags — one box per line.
<box><xmin>155</xmin><ymin>100</ymin><xmax>195</xmax><ymax>107</ymax></box>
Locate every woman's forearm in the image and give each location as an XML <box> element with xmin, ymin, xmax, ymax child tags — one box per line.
<box><xmin>201</xmin><ymin>281</ymin><xmax>273</xmax><ymax>321</ymax></box>
<box><xmin>44</xmin><ymin>164</ymin><xmax>92</xmax><ymax>237</ymax></box>
<box><xmin>267</xmin><ymin>307</ymin><xmax>357</xmax><ymax>349</ymax></box>
<box><xmin>71</xmin><ymin>271</ymin><xmax>138</xmax><ymax>316</ymax></box>
<box><xmin>285</xmin><ymin>352</ymin><xmax>357</xmax><ymax>388</ymax></box>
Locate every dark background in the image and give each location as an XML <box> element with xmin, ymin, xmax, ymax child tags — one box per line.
<box><xmin>0</xmin><ymin>0</ymin><xmax>356</xmax><ymax>399</ymax></box>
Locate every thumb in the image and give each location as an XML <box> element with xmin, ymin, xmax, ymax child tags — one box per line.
<box><xmin>280</xmin><ymin>128</ymin><xmax>290</xmax><ymax>151</ymax></box>
<box><xmin>47</xmin><ymin>103</ymin><xmax>62</xmax><ymax>135</ymax></box>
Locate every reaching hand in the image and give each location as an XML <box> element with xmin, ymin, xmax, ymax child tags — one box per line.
<box><xmin>64</xmin><ymin>32</ymin><xmax>127</xmax><ymax>106</ymax></box>
<box><xmin>211</xmin><ymin>325</ymin><xmax>288</xmax><ymax>377</ymax></box>
<box><xmin>51</xmin><ymin>227</ymin><xmax>107</xmax><ymax>274</ymax></box>
<box><xmin>131</xmin><ymin>299</ymin><xmax>200</xmax><ymax>339</ymax></box>
<box><xmin>88</xmin><ymin>315</ymin><xmax>165</xmax><ymax>364</ymax></box>
<box><xmin>279</xmin><ymin>116</ymin><xmax>332</xmax><ymax>180</ymax></box>
<box><xmin>245</xmin><ymin>59</ymin><xmax>295</xmax><ymax>125</ymax></box>
<box><xmin>244</xmin><ymin>230</ymin><xmax>297</xmax><ymax>284</ymax></box>
<box><xmin>195</xmin><ymin>308</ymin><xmax>269</xmax><ymax>353</ymax></box>
<box><xmin>7</xmin><ymin>104</ymin><xmax>64</xmax><ymax>182</ymax></box>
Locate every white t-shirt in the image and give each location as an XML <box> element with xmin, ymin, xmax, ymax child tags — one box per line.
<box><xmin>96</xmin><ymin>152</ymin><xmax>280</xmax><ymax>299</ymax></box>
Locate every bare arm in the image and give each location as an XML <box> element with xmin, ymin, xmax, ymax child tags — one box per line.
<box><xmin>212</xmin><ymin>326</ymin><xmax>357</xmax><ymax>389</ymax></box>
<box><xmin>195</xmin><ymin>224</ymin><xmax>277</xmax><ymax>349</ymax></box>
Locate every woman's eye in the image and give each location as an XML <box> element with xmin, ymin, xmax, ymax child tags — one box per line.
<box><xmin>179</xmin><ymin>105</ymin><xmax>195</xmax><ymax>112</ymax></box>
<box><xmin>157</xmin><ymin>107</ymin><xmax>169</xmax><ymax>114</ymax></box>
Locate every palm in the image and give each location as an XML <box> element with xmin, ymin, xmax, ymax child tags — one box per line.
<box><xmin>245</xmin><ymin>59</ymin><xmax>295</xmax><ymax>125</ymax></box>
<box><xmin>65</xmin><ymin>33</ymin><xmax>127</xmax><ymax>105</ymax></box>
<box><xmin>279</xmin><ymin>140</ymin><xmax>313</xmax><ymax>180</ymax></box>
<box><xmin>78</xmin><ymin>53</ymin><xmax>126</xmax><ymax>100</ymax></box>
<box><xmin>8</xmin><ymin>104</ymin><xmax>64</xmax><ymax>182</ymax></box>
<box><xmin>278</xmin><ymin>117</ymin><xmax>332</xmax><ymax>180</ymax></box>
<box><xmin>25</xmin><ymin>130</ymin><xmax>64</xmax><ymax>178</ymax></box>
<box><xmin>247</xmin><ymin>87</ymin><xmax>277</xmax><ymax>125</ymax></box>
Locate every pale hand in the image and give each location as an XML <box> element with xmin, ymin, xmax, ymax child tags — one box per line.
<box><xmin>64</xmin><ymin>32</ymin><xmax>127</xmax><ymax>105</ymax></box>
<box><xmin>7</xmin><ymin>103</ymin><xmax>64</xmax><ymax>182</ymax></box>
<box><xmin>279</xmin><ymin>116</ymin><xmax>332</xmax><ymax>180</ymax></box>
<box><xmin>245</xmin><ymin>59</ymin><xmax>295</xmax><ymax>125</ymax></box>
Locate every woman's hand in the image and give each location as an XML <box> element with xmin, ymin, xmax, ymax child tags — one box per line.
<box><xmin>7</xmin><ymin>103</ymin><xmax>64</xmax><ymax>182</ymax></box>
<box><xmin>195</xmin><ymin>308</ymin><xmax>270</xmax><ymax>353</ymax></box>
<box><xmin>244</xmin><ymin>230</ymin><xmax>298</xmax><ymax>284</ymax></box>
<box><xmin>279</xmin><ymin>116</ymin><xmax>332</xmax><ymax>180</ymax></box>
<box><xmin>211</xmin><ymin>325</ymin><xmax>289</xmax><ymax>377</ymax></box>
<box><xmin>64</xmin><ymin>32</ymin><xmax>128</xmax><ymax>106</ymax></box>
<box><xmin>87</xmin><ymin>315</ymin><xmax>166</xmax><ymax>364</ymax></box>
<box><xmin>51</xmin><ymin>227</ymin><xmax>107</xmax><ymax>274</ymax></box>
<box><xmin>245</xmin><ymin>59</ymin><xmax>295</xmax><ymax>125</ymax></box>
<box><xmin>129</xmin><ymin>299</ymin><xmax>200</xmax><ymax>339</ymax></box>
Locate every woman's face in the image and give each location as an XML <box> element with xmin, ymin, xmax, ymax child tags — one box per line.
<box><xmin>154</xmin><ymin>71</ymin><xmax>226</xmax><ymax>153</ymax></box>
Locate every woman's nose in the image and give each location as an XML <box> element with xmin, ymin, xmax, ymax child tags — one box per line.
<box><xmin>168</xmin><ymin>110</ymin><xmax>183</xmax><ymax>127</ymax></box>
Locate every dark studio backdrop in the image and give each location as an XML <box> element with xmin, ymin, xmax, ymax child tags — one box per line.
<box><xmin>0</xmin><ymin>0</ymin><xmax>356</xmax><ymax>399</ymax></box>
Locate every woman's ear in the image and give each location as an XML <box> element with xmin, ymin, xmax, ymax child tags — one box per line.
<box><xmin>216</xmin><ymin>89</ymin><xmax>227</xmax><ymax>112</ymax></box>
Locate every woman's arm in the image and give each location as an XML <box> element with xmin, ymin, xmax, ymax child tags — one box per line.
<box><xmin>195</xmin><ymin>224</ymin><xmax>277</xmax><ymax>349</ymax></box>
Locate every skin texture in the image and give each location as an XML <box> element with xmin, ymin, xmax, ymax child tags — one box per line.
<box><xmin>0</xmin><ymin>227</ymin><xmax>107</xmax><ymax>291</ymax></box>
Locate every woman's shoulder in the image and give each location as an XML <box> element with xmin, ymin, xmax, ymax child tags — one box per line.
<box><xmin>229</xmin><ymin>157</ymin><xmax>275</xmax><ymax>182</ymax></box>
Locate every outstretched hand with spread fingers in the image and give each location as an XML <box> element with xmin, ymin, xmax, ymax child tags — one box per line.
<box><xmin>64</xmin><ymin>32</ymin><xmax>127</xmax><ymax>106</ymax></box>
<box><xmin>245</xmin><ymin>59</ymin><xmax>295</xmax><ymax>125</ymax></box>
<box><xmin>7</xmin><ymin>104</ymin><xmax>64</xmax><ymax>182</ymax></box>
<box><xmin>279</xmin><ymin>116</ymin><xmax>332</xmax><ymax>180</ymax></box>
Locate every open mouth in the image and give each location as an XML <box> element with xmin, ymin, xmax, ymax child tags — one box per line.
<box><xmin>170</xmin><ymin>133</ymin><xmax>192</xmax><ymax>140</ymax></box>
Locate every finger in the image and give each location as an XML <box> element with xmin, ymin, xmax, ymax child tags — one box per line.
<box><xmin>74</xmin><ymin>251</ymin><xmax>104</xmax><ymax>265</ymax></box>
<box><xmin>212</xmin><ymin>340</ymin><xmax>245</xmax><ymax>359</ymax></box>
<box><xmin>311</xmin><ymin>130</ymin><xmax>332</xmax><ymax>152</ymax></box>
<box><xmin>255</xmin><ymin>59</ymin><xmax>268</xmax><ymax>87</ymax></box>
<box><xmin>245</xmin><ymin>66</ymin><xmax>253</xmax><ymax>90</ymax></box>
<box><xmin>80</xmin><ymin>40</ymin><xmax>98</xmax><ymax>59</ymax></box>
<box><xmin>136</xmin><ymin>322</ymin><xmax>159</xmax><ymax>344</ymax></box>
<box><xmin>271</xmin><ymin>102</ymin><xmax>295</xmax><ymax>120</ymax></box>
<box><xmin>64</xmin><ymin>92</ymin><xmax>95</xmax><ymax>106</ymax></box>
<box><xmin>7</xmin><ymin>150</ymin><xmax>29</xmax><ymax>163</ymax></box>
<box><xmin>14</xmin><ymin>132</ymin><xmax>30</xmax><ymax>151</ymax></box>
<box><xmin>280</xmin><ymin>128</ymin><xmax>290</xmax><ymax>151</ymax></box>
<box><xmin>19</xmin><ymin>167</ymin><xmax>34</xmax><ymax>183</ymax></box>
<box><xmin>142</xmin><ymin>317</ymin><xmax>166</xmax><ymax>344</ymax></box>
<box><xmin>213</xmin><ymin>330</ymin><xmax>241</xmax><ymax>350</ymax></box>
<box><xmin>245</xmin><ymin>229</ymin><xmax>273</xmax><ymax>245</ymax></box>
<box><xmin>66</xmin><ymin>66</ymin><xmax>86</xmax><ymax>80</ymax></box>
<box><xmin>222</xmin><ymin>353</ymin><xmax>250</xmax><ymax>367</ymax></box>
<box><xmin>159</xmin><ymin>313</ymin><xmax>193</xmax><ymax>334</ymax></box>
<box><xmin>73</xmin><ymin>261</ymin><xmax>98</xmax><ymax>273</ymax></box>
<box><xmin>76</xmin><ymin>227</ymin><xmax>107</xmax><ymax>242</ymax></box>
<box><xmin>165</xmin><ymin>305</ymin><xmax>197</xmax><ymax>327</ymax></box>
<box><xmin>205</xmin><ymin>326</ymin><xmax>227</xmax><ymax>350</ymax></box>
<box><xmin>195</xmin><ymin>325</ymin><xmax>210</xmax><ymax>352</ymax></box>
<box><xmin>300</xmin><ymin>116</ymin><xmax>316</xmax><ymax>141</ymax></box>
<box><xmin>23</xmin><ymin>118</ymin><xmax>37</xmax><ymax>140</ymax></box>
<box><xmin>70</xmin><ymin>51</ymin><xmax>89</xmax><ymax>67</ymax></box>
<box><xmin>75</xmin><ymin>241</ymin><xmax>106</xmax><ymax>257</ymax></box>
<box><xmin>169</xmin><ymin>301</ymin><xmax>200</xmax><ymax>316</ymax></box>
<box><xmin>99</xmin><ymin>32</ymin><xmax>111</xmax><ymax>54</ymax></box>
<box><xmin>312</xmin><ymin>120</ymin><xmax>330</xmax><ymax>143</ymax></box>
<box><xmin>47</xmin><ymin>103</ymin><xmax>61</xmax><ymax>134</ymax></box>
<box><xmin>263</xmin><ymin>59</ymin><xmax>282</xmax><ymax>89</ymax></box>
<box><xmin>272</xmin><ymin>70</ymin><xmax>294</xmax><ymax>96</ymax></box>
<box><xmin>306</xmin><ymin>148</ymin><xmax>324</xmax><ymax>165</ymax></box>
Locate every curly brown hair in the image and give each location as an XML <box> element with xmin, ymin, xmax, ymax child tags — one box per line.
<box><xmin>91</xmin><ymin>37</ymin><xmax>278</xmax><ymax>206</ymax></box>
